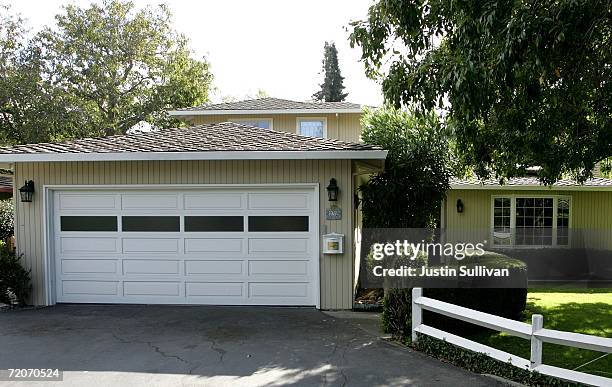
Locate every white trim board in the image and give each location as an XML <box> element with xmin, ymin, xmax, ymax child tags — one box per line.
<box><xmin>0</xmin><ymin>150</ymin><xmax>387</xmax><ymax>162</ymax></box>
<box><xmin>168</xmin><ymin>109</ymin><xmax>362</xmax><ymax>116</ymax></box>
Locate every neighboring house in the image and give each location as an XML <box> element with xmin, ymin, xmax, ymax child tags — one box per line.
<box><xmin>0</xmin><ymin>121</ymin><xmax>386</xmax><ymax>309</ymax></box>
<box><xmin>0</xmin><ymin>174</ymin><xmax>13</xmax><ymax>200</ymax></box>
<box><xmin>168</xmin><ymin>97</ymin><xmax>365</xmax><ymax>143</ymax></box>
<box><xmin>443</xmin><ymin>176</ymin><xmax>612</xmax><ymax>281</ymax></box>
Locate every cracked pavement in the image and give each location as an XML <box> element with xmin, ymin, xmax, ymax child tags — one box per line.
<box><xmin>0</xmin><ymin>305</ymin><xmax>502</xmax><ymax>386</ymax></box>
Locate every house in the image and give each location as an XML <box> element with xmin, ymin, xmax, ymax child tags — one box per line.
<box><xmin>0</xmin><ymin>174</ymin><xmax>13</xmax><ymax>200</ymax></box>
<box><xmin>0</xmin><ymin>99</ymin><xmax>385</xmax><ymax>310</ymax></box>
<box><xmin>168</xmin><ymin>97</ymin><xmax>364</xmax><ymax>142</ymax></box>
<box><xmin>442</xmin><ymin>176</ymin><xmax>612</xmax><ymax>281</ymax></box>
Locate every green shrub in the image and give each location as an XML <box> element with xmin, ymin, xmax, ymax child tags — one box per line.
<box><xmin>0</xmin><ymin>247</ymin><xmax>31</xmax><ymax>305</ymax></box>
<box><xmin>382</xmin><ymin>252</ymin><xmax>528</xmax><ymax>339</ymax></box>
<box><xmin>0</xmin><ymin>199</ymin><xmax>14</xmax><ymax>240</ymax></box>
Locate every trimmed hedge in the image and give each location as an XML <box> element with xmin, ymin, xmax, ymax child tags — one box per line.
<box><xmin>382</xmin><ymin>252</ymin><xmax>528</xmax><ymax>338</ymax></box>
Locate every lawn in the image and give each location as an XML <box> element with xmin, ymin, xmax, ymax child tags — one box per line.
<box><xmin>468</xmin><ymin>288</ymin><xmax>612</xmax><ymax>378</ymax></box>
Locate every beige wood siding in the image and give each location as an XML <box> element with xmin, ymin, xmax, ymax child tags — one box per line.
<box><xmin>184</xmin><ymin>113</ymin><xmax>362</xmax><ymax>143</ymax></box>
<box><xmin>15</xmin><ymin>160</ymin><xmax>355</xmax><ymax>309</ymax></box>
<box><xmin>445</xmin><ymin>189</ymin><xmax>612</xmax><ymax>249</ymax></box>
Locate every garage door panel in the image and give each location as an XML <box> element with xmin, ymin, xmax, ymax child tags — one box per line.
<box><xmin>248</xmin><ymin>238</ymin><xmax>310</xmax><ymax>254</ymax></box>
<box><xmin>60</xmin><ymin>237</ymin><xmax>119</xmax><ymax>254</ymax></box>
<box><xmin>54</xmin><ymin>188</ymin><xmax>317</xmax><ymax>306</ymax></box>
<box><xmin>248</xmin><ymin>193</ymin><xmax>310</xmax><ymax>209</ymax></box>
<box><xmin>185</xmin><ymin>260</ymin><xmax>243</xmax><ymax>275</ymax></box>
<box><xmin>122</xmin><ymin>238</ymin><xmax>179</xmax><ymax>253</ymax></box>
<box><xmin>185</xmin><ymin>238</ymin><xmax>243</xmax><ymax>254</ymax></box>
<box><xmin>249</xmin><ymin>282</ymin><xmax>309</xmax><ymax>298</ymax></box>
<box><xmin>184</xmin><ymin>193</ymin><xmax>243</xmax><ymax>210</ymax></box>
<box><xmin>123</xmin><ymin>260</ymin><xmax>179</xmax><ymax>275</ymax></box>
<box><xmin>186</xmin><ymin>282</ymin><xmax>244</xmax><ymax>297</ymax></box>
<box><xmin>249</xmin><ymin>260</ymin><xmax>308</xmax><ymax>276</ymax></box>
<box><xmin>123</xmin><ymin>281</ymin><xmax>181</xmax><ymax>296</ymax></box>
<box><xmin>62</xmin><ymin>259</ymin><xmax>118</xmax><ymax>274</ymax></box>
<box><xmin>62</xmin><ymin>280</ymin><xmax>119</xmax><ymax>296</ymax></box>
<box><xmin>59</xmin><ymin>193</ymin><xmax>118</xmax><ymax>211</ymax></box>
<box><xmin>121</xmin><ymin>193</ymin><xmax>179</xmax><ymax>210</ymax></box>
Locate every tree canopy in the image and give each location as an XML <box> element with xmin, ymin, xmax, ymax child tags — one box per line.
<box><xmin>312</xmin><ymin>41</ymin><xmax>348</xmax><ymax>102</ymax></box>
<box><xmin>359</xmin><ymin>107</ymin><xmax>451</xmax><ymax>228</ymax></box>
<box><xmin>350</xmin><ymin>0</ymin><xmax>611</xmax><ymax>184</ymax></box>
<box><xmin>0</xmin><ymin>0</ymin><xmax>213</xmax><ymax>145</ymax></box>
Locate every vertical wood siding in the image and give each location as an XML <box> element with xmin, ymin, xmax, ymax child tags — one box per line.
<box><xmin>445</xmin><ymin>189</ymin><xmax>612</xmax><ymax>249</ymax></box>
<box><xmin>15</xmin><ymin>160</ymin><xmax>355</xmax><ymax>309</ymax></box>
<box><xmin>187</xmin><ymin>113</ymin><xmax>363</xmax><ymax>143</ymax></box>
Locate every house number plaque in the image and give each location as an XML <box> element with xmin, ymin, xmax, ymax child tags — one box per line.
<box><xmin>325</xmin><ymin>207</ymin><xmax>342</xmax><ymax>220</ymax></box>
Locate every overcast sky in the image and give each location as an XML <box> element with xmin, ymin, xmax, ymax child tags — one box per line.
<box><xmin>11</xmin><ymin>0</ymin><xmax>383</xmax><ymax>106</ymax></box>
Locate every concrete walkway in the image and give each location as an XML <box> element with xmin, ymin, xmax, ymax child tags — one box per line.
<box><xmin>0</xmin><ymin>305</ymin><xmax>503</xmax><ymax>386</ymax></box>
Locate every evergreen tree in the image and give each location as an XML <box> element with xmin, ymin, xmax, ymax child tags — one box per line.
<box><xmin>312</xmin><ymin>42</ymin><xmax>348</xmax><ymax>102</ymax></box>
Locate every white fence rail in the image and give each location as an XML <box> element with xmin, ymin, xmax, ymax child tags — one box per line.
<box><xmin>411</xmin><ymin>288</ymin><xmax>612</xmax><ymax>387</ymax></box>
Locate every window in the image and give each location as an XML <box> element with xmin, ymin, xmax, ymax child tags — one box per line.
<box><xmin>231</xmin><ymin>119</ymin><xmax>272</xmax><ymax>129</ymax></box>
<box><xmin>248</xmin><ymin>216</ymin><xmax>309</xmax><ymax>232</ymax></box>
<box><xmin>297</xmin><ymin>118</ymin><xmax>326</xmax><ymax>138</ymax></box>
<box><xmin>122</xmin><ymin>216</ymin><xmax>180</xmax><ymax>232</ymax></box>
<box><xmin>61</xmin><ymin>216</ymin><xmax>117</xmax><ymax>232</ymax></box>
<box><xmin>185</xmin><ymin>216</ymin><xmax>244</xmax><ymax>232</ymax></box>
<box><xmin>492</xmin><ymin>198</ymin><xmax>511</xmax><ymax>246</ymax></box>
<box><xmin>491</xmin><ymin>196</ymin><xmax>570</xmax><ymax>247</ymax></box>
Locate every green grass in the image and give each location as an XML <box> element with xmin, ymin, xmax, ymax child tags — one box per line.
<box><xmin>468</xmin><ymin>289</ymin><xmax>612</xmax><ymax>378</ymax></box>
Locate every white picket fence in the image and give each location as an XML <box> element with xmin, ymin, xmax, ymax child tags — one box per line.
<box><xmin>411</xmin><ymin>288</ymin><xmax>612</xmax><ymax>387</ymax></box>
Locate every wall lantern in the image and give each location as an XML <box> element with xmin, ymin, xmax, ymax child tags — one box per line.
<box><xmin>326</xmin><ymin>178</ymin><xmax>339</xmax><ymax>202</ymax></box>
<box><xmin>19</xmin><ymin>180</ymin><xmax>35</xmax><ymax>203</ymax></box>
<box><xmin>456</xmin><ymin>199</ymin><xmax>464</xmax><ymax>213</ymax></box>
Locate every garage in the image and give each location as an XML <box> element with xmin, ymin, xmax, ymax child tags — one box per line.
<box><xmin>52</xmin><ymin>187</ymin><xmax>318</xmax><ymax>306</ymax></box>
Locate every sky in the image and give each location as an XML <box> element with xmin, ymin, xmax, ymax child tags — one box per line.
<box><xmin>10</xmin><ymin>0</ymin><xmax>384</xmax><ymax>106</ymax></box>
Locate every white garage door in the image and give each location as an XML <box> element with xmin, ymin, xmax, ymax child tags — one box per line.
<box><xmin>52</xmin><ymin>187</ymin><xmax>318</xmax><ymax>306</ymax></box>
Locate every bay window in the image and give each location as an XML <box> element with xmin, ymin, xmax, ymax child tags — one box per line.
<box><xmin>491</xmin><ymin>196</ymin><xmax>571</xmax><ymax>247</ymax></box>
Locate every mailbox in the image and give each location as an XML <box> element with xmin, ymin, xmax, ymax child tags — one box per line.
<box><xmin>322</xmin><ymin>233</ymin><xmax>344</xmax><ymax>254</ymax></box>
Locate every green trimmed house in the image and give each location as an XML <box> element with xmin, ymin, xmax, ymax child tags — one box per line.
<box><xmin>443</xmin><ymin>176</ymin><xmax>612</xmax><ymax>281</ymax></box>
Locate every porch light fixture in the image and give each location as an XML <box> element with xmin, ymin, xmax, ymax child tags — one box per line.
<box><xmin>19</xmin><ymin>180</ymin><xmax>35</xmax><ymax>203</ymax></box>
<box><xmin>326</xmin><ymin>178</ymin><xmax>339</xmax><ymax>202</ymax></box>
<box><xmin>456</xmin><ymin>199</ymin><xmax>464</xmax><ymax>213</ymax></box>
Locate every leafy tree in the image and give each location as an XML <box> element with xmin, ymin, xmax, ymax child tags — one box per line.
<box><xmin>0</xmin><ymin>4</ymin><xmax>75</xmax><ymax>145</ymax></box>
<box><xmin>350</xmin><ymin>0</ymin><xmax>612</xmax><ymax>184</ymax></box>
<box><xmin>359</xmin><ymin>107</ymin><xmax>451</xmax><ymax>228</ymax></box>
<box><xmin>1</xmin><ymin>0</ymin><xmax>213</xmax><ymax>144</ymax></box>
<box><xmin>312</xmin><ymin>42</ymin><xmax>348</xmax><ymax>102</ymax></box>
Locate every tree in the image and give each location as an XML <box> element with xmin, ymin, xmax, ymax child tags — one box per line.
<box><xmin>312</xmin><ymin>42</ymin><xmax>348</xmax><ymax>102</ymax></box>
<box><xmin>0</xmin><ymin>0</ymin><xmax>213</xmax><ymax>144</ymax></box>
<box><xmin>350</xmin><ymin>0</ymin><xmax>612</xmax><ymax>184</ymax></box>
<box><xmin>0</xmin><ymin>4</ymin><xmax>75</xmax><ymax>145</ymax></box>
<box><xmin>359</xmin><ymin>107</ymin><xmax>451</xmax><ymax>228</ymax></box>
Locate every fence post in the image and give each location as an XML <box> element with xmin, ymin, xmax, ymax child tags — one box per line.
<box><xmin>411</xmin><ymin>287</ymin><xmax>423</xmax><ymax>343</ymax></box>
<box><xmin>530</xmin><ymin>314</ymin><xmax>543</xmax><ymax>370</ymax></box>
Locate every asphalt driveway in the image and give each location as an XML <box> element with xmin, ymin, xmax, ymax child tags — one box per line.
<box><xmin>0</xmin><ymin>305</ymin><xmax>501</xmax><ymax>386</ymax></box>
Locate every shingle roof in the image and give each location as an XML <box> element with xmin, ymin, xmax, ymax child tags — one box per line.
<box><xmin>0</xmin><ymin>122</ymin><xmax>385</xmax><ymax>162</ymax></box>
<box><xmin>451</xmin><ymin>176</ymin><xmax>612</xmax><ymax>188</ymax></box>
<box><xmin>170</xmin><ymin>97</ymin><xmax>363</xmax><ymax>114</ymax></box>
